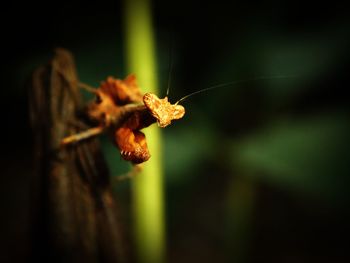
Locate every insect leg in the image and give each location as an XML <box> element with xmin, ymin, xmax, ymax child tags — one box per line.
<box><xmin>113</xmin><ymin>164</ymin><xmax>144</xmax><ymax>182</ymax></box>
<box><xmin>78</xmin><ymin>82</ymin><xmax>98</xmax><ymax>93</ymax></box>
<box><xmin>61</xmin><ymin>126</ymin><xmax>105</xmax><ymax>146</ymax></box>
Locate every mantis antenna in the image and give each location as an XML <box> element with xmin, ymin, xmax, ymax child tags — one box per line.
<box><xmin>165</xmin><ymin>40</ymin><xmax>174</xmax><ymax>98</ymax></box>
<box><xmin>175</xmin><ymin>75</ymin><xmax>298</xmax><ymax>105</ymax></box>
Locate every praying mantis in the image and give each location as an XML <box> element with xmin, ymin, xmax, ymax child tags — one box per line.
<box><xmin>61</xmin><ymin>74</ymin><xmax>185</xmax><ymax>164</ymax></box>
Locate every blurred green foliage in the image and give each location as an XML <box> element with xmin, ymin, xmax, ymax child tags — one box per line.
<box><xmin>232</xmin><ymin>112</ymin><xmax>350</xmax><ymax>200</ymax></box>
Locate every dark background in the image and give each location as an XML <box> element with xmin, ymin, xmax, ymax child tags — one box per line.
<box><xmin>1</xmin><ymin>0</ymin><xmax>350</xmax><ymax>262</ymax></box>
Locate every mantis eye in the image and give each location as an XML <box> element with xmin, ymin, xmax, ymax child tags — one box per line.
<box><xmin>172</xmin><ymin>105</ymin><xmax>185</xmax><ymax>120</ymax></box>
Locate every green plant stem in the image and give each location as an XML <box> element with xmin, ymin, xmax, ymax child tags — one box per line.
<box><xmin>123</xmin><ymin>0</ymin><xmax>166</xmax><ymax>262</ymax></box>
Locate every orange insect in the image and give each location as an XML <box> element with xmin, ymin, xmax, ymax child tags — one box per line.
<box><xmin>61</xmin><ymin>73</ymin><xmax>294</xmax><ymax>165</ymax></box>
<box><xmin>61</xmin><ymin>74</ymin><xmax>185</xmax><ymax>164</ymax></box>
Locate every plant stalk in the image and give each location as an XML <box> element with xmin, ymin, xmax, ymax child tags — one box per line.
<box><xmin>123</xmin><ymin>0</ymin><xmax>166</xmax><ymax>262</ymax></box>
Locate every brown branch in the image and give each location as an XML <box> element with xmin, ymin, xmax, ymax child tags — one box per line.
<box><xmin>29</xmin><ymin>48</ymin><xmax>129</xmax><ymax>263</ymax></box>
